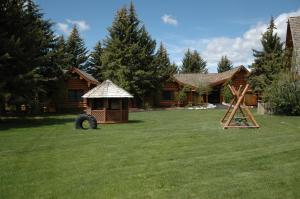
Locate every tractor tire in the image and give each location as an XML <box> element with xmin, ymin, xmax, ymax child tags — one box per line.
<box><xmin>75</xmin><ymin>114</ymin><xmax>97</xmax><ymax>129</ymax></box>
<box><xmin>87</xmin><ymin>115</ymin><xmax>97</xmax><ymax>129</ymax></box>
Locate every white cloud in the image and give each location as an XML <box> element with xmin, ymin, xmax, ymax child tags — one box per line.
<box><xmin>66</xmin><ymin>19</ymin><xmax>90</xmax><ymax>31</ymax></box>
<box><xmin>57</xmin><ymin>22</ymin><xmax>70</xmax><ymax>34</ymax></box>
<box><xmin>162</xmin><ymin>14</ymin><xmax>178</xmax><ymax>26</ymax></box>
<box><xmin>165</xmin><ymin>9</ymin><xmax>300</xmax><ymax>72</ymax></box>
<box><xmin>56</xmin><ymin>19</ymin><xmax>90</xmax><ymax>35</ymax></box>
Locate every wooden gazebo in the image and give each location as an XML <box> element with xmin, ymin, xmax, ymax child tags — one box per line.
<box><xmin>82</xmin><ymin>80</ymin><xmax>133</xmax><ymax>123</ymax></box>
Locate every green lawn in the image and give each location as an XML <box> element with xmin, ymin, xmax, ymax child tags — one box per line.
<box><xmin>0</xmin><ymin>109</ymin><xmax>300</xmax><ymax>199</ymax></box>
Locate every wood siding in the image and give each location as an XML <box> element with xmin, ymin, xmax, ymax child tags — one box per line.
<box><xmin>159</xmin><ymin>82</ymin><xmax>178</xmax><ymax>107</ymax></box>
<box><xmin>63</xmin><ymin>74</ymin><xmax>96</xmax><ymax>109</ymax></box>
<box><xmin>231</xmin><ymin>70</ymin><xmax>257</xmax><ymax>106</ymax></box>
<box><xmin>231</xmin><ymin>70</ymin><xmax>248</xmax><ymax>90</ymax></box>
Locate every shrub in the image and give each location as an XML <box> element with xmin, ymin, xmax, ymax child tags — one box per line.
<box><xmin>222</xmin><ymin>80</ymin><xmax>233</xmax><ymax>103</ymax></box>
<box><xmin>264</xmin><ymin>72</ymin><xmax>300</xmax><ymax>115</ymax></box>
<box><xmin>223</xmin><ymin>86</ymin><xmax>232</xmax><ymax>103</ymax></box>
<box><xmin>175</xmin><ymin>89</ymin><xmax>187</xmax><ymax>103</ymax></box>
<box><xmin>196</xmin><ymin>81</ymin><xmax>212</xmax><ymax>104</ymax></box>
<box><xmin>144</xmin><ymin>102</ymin><xmax>152</xmax><ymax>110</ymax></box>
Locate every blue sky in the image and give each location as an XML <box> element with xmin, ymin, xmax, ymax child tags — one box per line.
<box><xmin>37</xmin><ymin>0</ymin><xmax>300</xmax><ymax>72</ymax></box>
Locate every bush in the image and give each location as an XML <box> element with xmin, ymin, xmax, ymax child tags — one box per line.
<box><xmin>264</xmin><ymin>73</ymin><xmax>300</xmax><ymax>115</ymax></box>
<box><xmin>144</xmin><ymin>102</ymin><xmax>152</xmax><ymax>110</ymax></box>
<box><xmin>222</xmin><ymin>80</ymin><xmax>233</xmax><ymax>103</ymax></box>
<box><xmin>196</xmin><ymin>81</ymin><xmax>212</xmax><ymax>104</ymax></box>
<box><xmin>175</xmin><ymin>89</ymin><xmax>187</xmax><ymax>103</ymax></box>
<box><xmin>223</xmin><ymin>85</ymin><xmax>232</xmax><ymax>103</ymax></box>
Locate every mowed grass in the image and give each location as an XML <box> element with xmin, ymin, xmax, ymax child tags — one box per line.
<box><xmin>0</xmin><ymin>110</ymin><xmax>300</xmax><ymax>199</ymax></box>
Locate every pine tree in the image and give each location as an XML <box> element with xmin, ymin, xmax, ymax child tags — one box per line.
<box><xmin>0</xmin><ymin>0</ymin><xmax>62</xmax><ymax>113</ymax></box>
<box><xmin>101</xmin><ymin>2</ymin><xmax>156</xmax><ymax>105</ymax></box>
<box><xmin>153</xmin><ymin>42</ymin><xmax>177</xmax><ymax>83</ymax></box>
<box><xmin>181</xmin><ymin>49</ymin><xmax>193</xmax><ymax>73</ymax></box>
<box><xmin>53</xmin><ymin>35</ymin><xmax>69</xmax><ymax>70</ymax></box>
<box><xmin>191</xmin><ymin>50</ymin><xmax>207</xmax><ymax>73</ymax></box>
<box><xmin>181</xmin><ymin>49</ymin><xmax>207</xmax><ymax>73</ymax></box>
<box><xmin>86</xmin><ymin>41</ymin><xmax>103</xmax><ymax>80</ymax></box>
<box><xmin>248</xmin><ymin>17</ymin><xmax>284</xmax><ymax>93</ymax></box>
<box><xmin>217</xmin><ymin>55</ymin><xmax>233</xmax><ymax>73</ymax></box>
<box><xmin>66</xmin><ymin>25</ymin><xmax>88</xmax><ymax>70</ymax></box>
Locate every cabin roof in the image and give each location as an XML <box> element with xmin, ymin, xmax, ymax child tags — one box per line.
<box><xmin>64</xmin><ymin>67</ymin><xmax>99</xmax><ymax>85</ymax></box>
<box><xmin>288</xmin><ymin>16</ymin><xmax>300</xmax><ymax>50</ymax></box>
<box><xmin>288</xmin><ymin>16</ymin><xmax>300</xmax><ymax>70</ymax></box>
<box><xmin>173</xmin><ymin>66</ymin><xmax>249</xmax><ymax>88</ymax></box>
<box><xmin>82</xmin><ymin>79</ymin><xmax>133</xmax><ymax>98</ymax></box>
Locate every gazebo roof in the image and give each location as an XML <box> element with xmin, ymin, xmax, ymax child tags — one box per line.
<box><xmin>82</xmin><ymin>80</ymin><xmax>133</xmax><ymax>98</ymax></box>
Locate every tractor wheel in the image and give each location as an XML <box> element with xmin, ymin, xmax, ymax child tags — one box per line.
<box><xmin>75</xmin><ymin>114</ymin><xmax>97</xmax><ymax>129</ymax></box>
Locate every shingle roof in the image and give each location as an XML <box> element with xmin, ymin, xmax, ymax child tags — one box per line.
<box><xmin>63</xmin><ymin>67</ymin><xmax>99</xmax><ymax>84</ymax></box>
<box><xmin>288</xmin><ymin>16</ymin><xmax>300</xmax><ymax>71</ymax></box>
<box><xmin>72</xmin><ymin>67</ymin><xmax>99</xmax><ymax>84</ymax></box>
<box><xmin>173</xmin><ymin>66</ymin><xmax>249</xmax><ymax>88</ymax></box>
<box><xmin>82</xmin><ymin>80</ymin><xmax>133</xmax><ymax>98</ymax></box>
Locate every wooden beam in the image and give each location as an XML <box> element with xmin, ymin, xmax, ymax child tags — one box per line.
<box><xmin>243</xmin><ymin>106</ymin><xmax>260</xmax><ymax>127</ymax></box>
<box><xmin>223</xmin><ymin>84</ymin><xmax>249</xmax><ymax>128</ymax></box>
<box><xmin>221</xmin><ymin>98</ymin><xmax>235</xmax><ymax>123</ymax></box>
<box><xmin>221</xmin><ymin>84</ymin><xmax>259</xmax><ymax>129</ymax></box>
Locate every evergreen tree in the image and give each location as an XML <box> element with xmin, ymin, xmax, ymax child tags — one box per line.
<box><xmin>101</xmin><ymin>2</ymin><xmax>156</xmax><ymax>105</ymax></box>
<box><xmin>191</xmin><ymin>50</ymin><xmax>207</xmax><ymax>73</ymax></box>
<box><xmin>181</xmin><ymin>49</ymin><xmax>193</xmax><ymax>73</ymax></box>
<box><xmin>181</xmin><ymin>49</ymin><xmax>207</xmax><ymax>73</ymax></box>
<box><xmin>248</xmin><ymin>17</ymin><xmax>284</xmax><ymax>93</ymax></box>
<box><xmin>0</xmin><ymin>0</ymin><xmax>62</xmax><ymax>114</ymax></box>
<box><xmin>86</xmin><ymin>41</ymin><xmax>103</xmax><ymax>80</ymax></box>
<box><xmin>153</xmin><ymin>42</ymin><xmax>177</xmax><ymax>83</ymax></box>
<box><xmin>66</xmin><ymin>25</ymin><xmax>88</xmax><ymax>70</ymax></box>
<box><xmin>53</xmin><ymin>35</ymin><xmax>69</xmax><ymax>70</ymax></box>
<box><xmin>217</xmin><ymin>55</ymin><xmax>233</xmax><ymax>73</ymax></box>
<box><xmin>170</xmin><ymin>62</ymin><xmax>178</xmax><ymax>74</ymax></box>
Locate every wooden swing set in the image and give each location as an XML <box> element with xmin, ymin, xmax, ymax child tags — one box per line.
<box><xmin>221</xmin><ymin>84</ymin><xmax>259</xmax><ymax>129</ymax></box>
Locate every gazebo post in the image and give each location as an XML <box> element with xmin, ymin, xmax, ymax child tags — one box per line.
<box><xmin>104</xmin><ymin>98</ymin><xmax>108</xmax><ymax>123</ymax></box>
<box><xmin>120</xmin><ymin>98</ymin><xmax>123</xmax><ymax>121</ymax></box>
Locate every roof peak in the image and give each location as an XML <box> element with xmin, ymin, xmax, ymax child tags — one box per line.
<box><xmin>82</xmin><ymin>79</ymin><xmax>133</xmax><ymax>98</ymax></box>
<box><xmin>289</xmin><ymin>16</ymin><xmax>300</xmax><ymax>19</ymax></box>
<box><xmin>176</xmin><ymin>65</ymin><xmax>245</xmax><ymax>75</ymax></box>
<box><xmin>68</xmin><ymin>67</ymin><xmax>99</xmax><ymax>84</ymax></box>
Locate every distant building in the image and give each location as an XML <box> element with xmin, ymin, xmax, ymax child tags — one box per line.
<box><xmin>286</xmin><ymin>16</ymin><xmax>300</xmax><ymax>74</ymax></box>
<box><xmin>61</xmin><ymin>67</ymin><xmax>99</xmax><ymax>110</ymax></box>
<box><xmin>159</xmin><ymin>66</ymin><xmax>257</xmax><ymax>107</ymax></box>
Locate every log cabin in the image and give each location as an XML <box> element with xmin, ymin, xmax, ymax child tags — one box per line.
<box><xmin>62</xmin><ymin>67</ymin><xmax>99</xmax><ymax>110</ymax></box>
<box><xmin>159</xmin><ymin>66</ymin><xmax>257</xmax><ymax>107</ymax></box>
<box><xmin>286</xmin><ymin>16</ymin><xmax>300</xmax><ymax>74</ymax></box>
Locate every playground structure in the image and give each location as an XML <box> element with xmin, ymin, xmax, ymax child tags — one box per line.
<box><xmin>221</xmin><ymin>84</ymin><xmax>259</xmax><ymax>129</ymax></box>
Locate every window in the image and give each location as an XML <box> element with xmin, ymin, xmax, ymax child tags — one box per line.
<box><xmin>122</xmin><ymin>99</ymin><xmax>128</xmax><ymax>110</ymax></box>
<box><xmin>92</xmin><ymin>99</ymin><xmax>104</xmax><ymax>110</ymax></box>
<box><xmin>162</xmin><ymin>91</ymin><xmax>174</xmax><ymax>101</ymax></box>
<box><xmin>68</xmin><ymin>90</ymin><xmax>84</xmax><ymax>102</ymax></box>
<box><xmin>109</xmin><ymin>98</ymin><xmax>120</xmax><ymax>110</ymax></box>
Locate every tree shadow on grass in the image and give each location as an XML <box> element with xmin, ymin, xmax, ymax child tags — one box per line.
<box><xmin>0</xmin><ymin>116</ymin><xmax>74</xmax><ymax>131</ymax></box>
<box><xmin>127</xmin><ymin>120</ymin><xmax>144</xmax><ymax>124</ymax></box>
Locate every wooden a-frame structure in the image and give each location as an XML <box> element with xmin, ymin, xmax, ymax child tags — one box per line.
<box><xmin>221</xmin><ymin>84</ymin><xmax>259</xmax><ymax>129</ymax></box>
